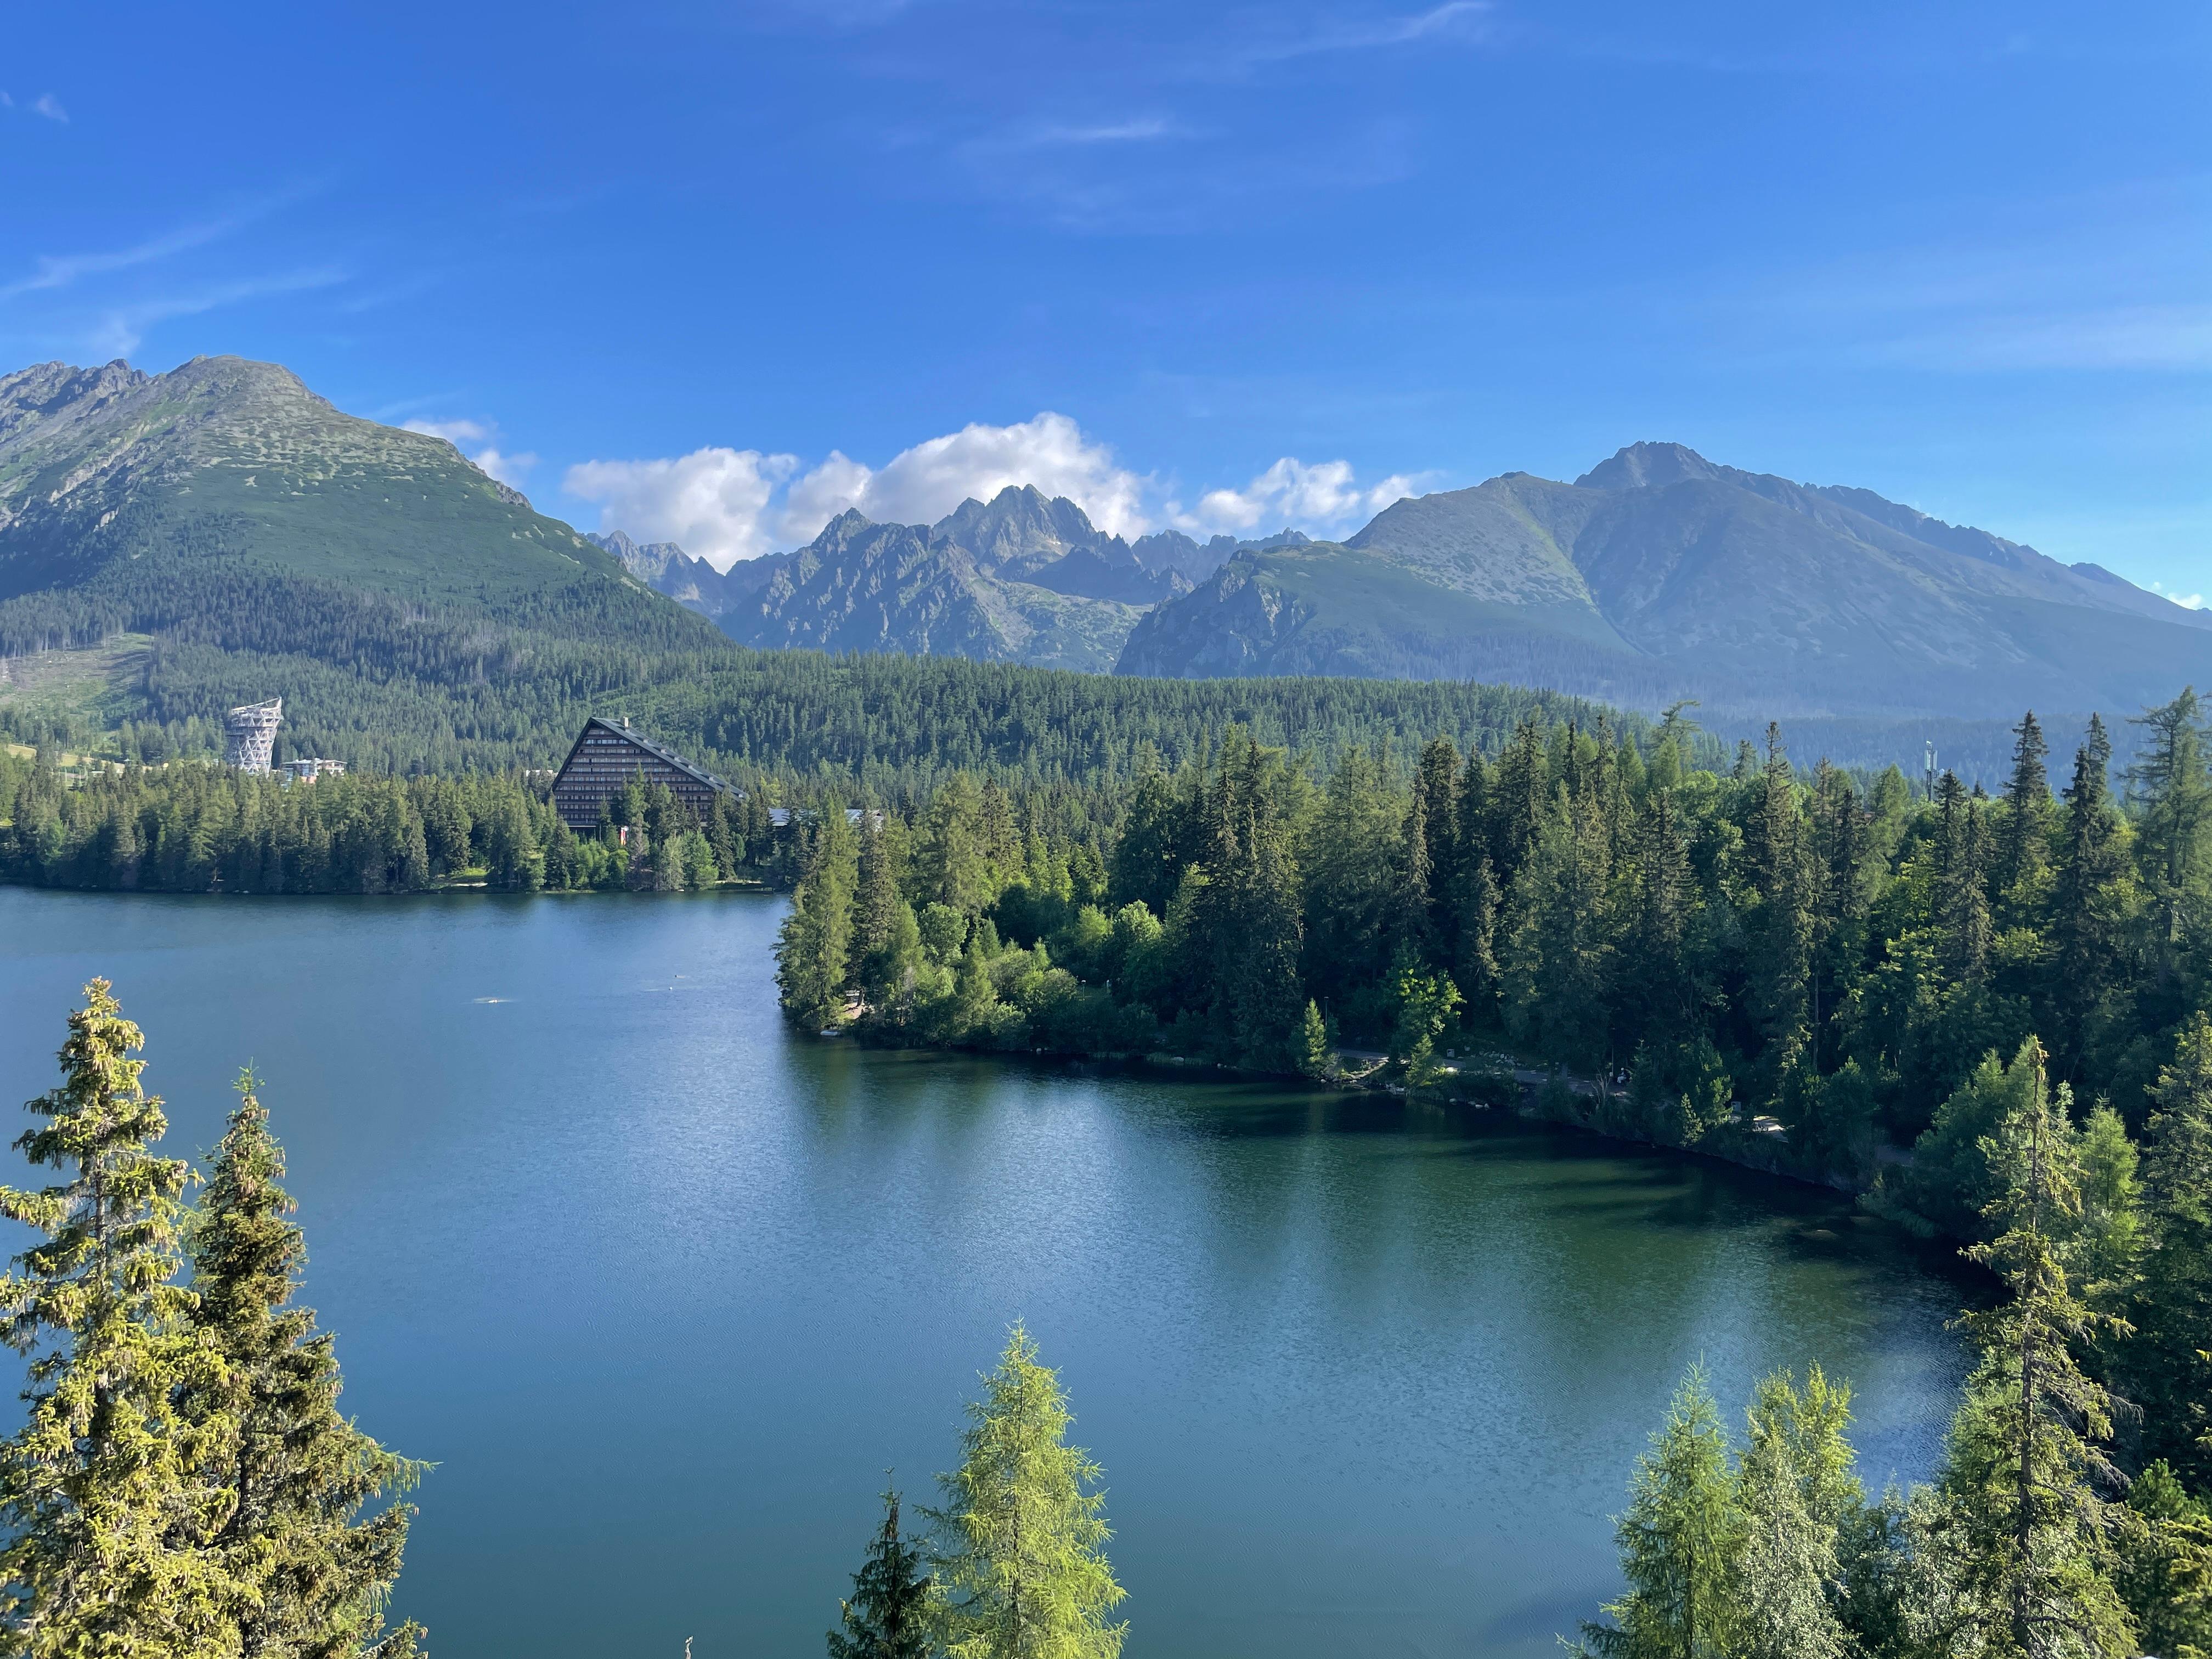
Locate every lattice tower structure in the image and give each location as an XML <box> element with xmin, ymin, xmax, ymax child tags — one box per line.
<box><xmin>550</xmin><ymin>716</ymin><xmax>735</xmax><ymax>831</ymax></box>
<box><xmin>223</xmin><ymin>698</ymin><xmax>283</xmax><ymax>774</ymax></box>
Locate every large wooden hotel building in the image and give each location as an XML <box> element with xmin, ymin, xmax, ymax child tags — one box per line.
<box><xmin>549</xmin><ymin>716</ymin><xmax>735</xmax><ymax>831</ymax></box>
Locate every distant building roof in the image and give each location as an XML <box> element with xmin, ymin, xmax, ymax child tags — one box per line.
<box><xmin>569</xmin><ymin>716</ymin><xmax>732</xmax><ymax>793</ymax></box>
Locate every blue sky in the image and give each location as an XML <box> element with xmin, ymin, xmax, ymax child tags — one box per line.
<box><xmin>3</xmin><ymin>1</ymin><xmax>2207</xmax><ymax>592</ymax></box>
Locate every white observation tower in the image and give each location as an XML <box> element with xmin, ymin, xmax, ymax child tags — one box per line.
<box><xmin>223</xmin><ymin>698</ymin><xmax>283</xmax><ymax>773</ymax></box>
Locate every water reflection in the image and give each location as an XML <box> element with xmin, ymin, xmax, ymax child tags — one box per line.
<box><xmin>0</xmin><ymin>888</ymin><xmax>1972</xmax><ymax>1659</ymax></box>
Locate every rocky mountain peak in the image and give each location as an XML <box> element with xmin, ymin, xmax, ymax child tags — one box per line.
<box><xmin>1573</xmin><ymin>441</ymin><xmax>1726</xmax><ymax>492</ymax></box>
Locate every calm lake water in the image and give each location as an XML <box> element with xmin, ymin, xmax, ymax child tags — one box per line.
<box><xmin>0</xmin><ymin>886</ymin><xmax>1973</xmax><ymax>1658</ymax></box>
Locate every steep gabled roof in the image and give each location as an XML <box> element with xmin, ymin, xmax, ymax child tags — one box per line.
<box><xmin>555</xmin><ymin>716</ymin><xmax>733</xmax><ymax>795</ymax></box>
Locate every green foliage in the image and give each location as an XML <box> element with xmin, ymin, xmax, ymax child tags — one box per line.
<box><xmin>2126</xmin><ymin>1015</ymin><xmax>2212</xmax><ymax>1488</ymax></box>
<box><xmin>828</xmin><ymin>1488</ymin><xmax>940</xmax><ymax>1659</ymax></box>
<box><xmin>927</xmin><ymin>1327</ymin><xmax>1126</xmax><ymax>1659</ymax></box>
<box><xmin>1573</xmin><ymin>1364</ymin><xmax>1745</xmax><ymax>1659</ymax></box>
<box><xmin>0</xmin><ymin>983</ymin><xmax>426</xmax><ymax>1659</ymax></box>
<box><xmin>1938</xmin><ymin>1039</ymin><xmax>2137</xmax><ymax>1658</ymax></box>
<box><xmin>190</xmin><ymin>1072</ymin><xmax>424</xmax><ymax>1659</ymax></box>
<box><xmin>0</xmin><ymin>979</ymin><xmax>240</xmax><ymax>1657</ymax></box>
<box><xmin>778</xmin><ymin>804</ymin><xmax>861</xmax><ymax>1029</ymax></box>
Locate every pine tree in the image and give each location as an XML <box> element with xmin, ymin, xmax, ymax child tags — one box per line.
<box><xmin>0</xmin><ymin>980</ymin><xmax>240</xmax><ymax>1658</ymax></box>
<box><xmin>2113</xmin><ymin>1462</ymin><xmax>2212</xmax><ymax>1659</ymax></box>
<box><xmin>828</xmin><ymin>1487</ymin><xmax>938</xmax><ymax>1659</ymax></box>
<box><xmin>1745</xmin><ymin>726</ymin><xmax>1814</xmax><ymax>1082</ymax></box>
<box><xmin>854</xmin><ymin>815</ymin><xmax>906</xmax><ymax>1000</ymax></box>
<box><xmin>1944</xmin><ymin>1037</ymin><xmax>2136</xmax><ymax>1659</ymax></box>
<box><xmin>929</xmin><ymin>1326</ymin><xmax>1125</xmax><ymax>1659</ymax></box>
<box><xmin>1936</xmin><ymin>771</ymin><xmax>1994</xmax><ymax>991</ymax></box>
<box><xmin>2128</xmin><ymin>1013</ymin><xmax>2212</xmax><ymax>1488</ymax></box>
<box><xmin>1297</xmin><ymin>1001</ymin><xmax>1336</xmax><ymax>1081</ymax></box>
<box><xmin>190</xmin><ymin>1071</ymin><xmax>424</xmax><ymax>1659</ymax></box>
<box><xmin>2050</xmin><ymin>718</ymin><xmax>2134</xmax><ymax>1084</ymax></box>
<box><xmin>1735</xmin><ymin>1371</ymin><xmax>1857</xmax><ymax>1659</ymax></box>
<box><xmin>1573</xmin><ymin>1364</ymin><xmax>1745</xmax><ymax>1659</ymax></box>
<box><xmin>777</xmin><ymin>803</ymin><xmax>861</xmax><ymax>1028</ymax></box>
<box><xmin>1486</xmin><ymin>720</ymin><xmax>1548</xmax><ymax>890</ymax></box>
<box><xmin>2127</xmin><ymin>688</ymin><xmax>2211</xmax><ymax>961</ymax></box>
<box><xmin>1999</xmin><ymin>711</ymin><xmax>2054</xmax><ymax>906</ymax></box>
<box><xmin>1396</xmin><ymin>781</ymin><xmax>1435</xmax><ymax>960</ymax></box>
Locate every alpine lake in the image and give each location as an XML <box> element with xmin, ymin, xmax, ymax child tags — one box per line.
<box><xmin>0</xmin><ymin>887</ymin><xmax>1975</xmax><ymax>1658</ymax></box>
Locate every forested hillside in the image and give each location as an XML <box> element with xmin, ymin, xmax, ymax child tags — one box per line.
<box><xmin>0</xmin><ymin>355</ymin><xmax>733</xmax><ymax>771</ymax></box>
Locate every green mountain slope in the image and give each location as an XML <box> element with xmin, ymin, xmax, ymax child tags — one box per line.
<box><xmin>0</xmin><ymin>356</ymin><xmax>731</xmax><ymax>770</ymax></box>
<box><xmin>1120</xmin><ymin>442</ymin><xmax>2212</xmax><ymax>723</ymax></box>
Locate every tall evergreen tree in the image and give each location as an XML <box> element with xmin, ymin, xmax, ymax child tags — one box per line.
<box><xmin>929</xmin><ymin>1327</ymin><xmax>1125</xmax><ymax>1659</ymax></box>
<box><xmin>1573</xmin><ymin>1364</ymin><xmax>1745</xmax><ymax>1659</ymax></box>
<box><xmin>1741</xmin><ymin>1369</ymin><xmax>1867</xmax><ymax>1655</ymax></box>
<box><xmin>2050</xmin><ymin>718</ymin><xmax>2135</xmax><ymax>1083</ymax></box>
<box><xmin>828</xmin><ymin>1487</ymin><xmax>938</xmax><ymax>1659</ymax></box>
<box><xmin>778</xmin><ymin>803</ymin><xmax>862</xmax><ymax>1028</ymax></box>
<box><xmin>1943</xmin><ymin>1037</ymin><xmax>2136</xmax><ymax>1659</ymax></box>
<box><xmin>1936</xmin><ymin>772</ymin><xmax>1995</xmax><ymax>992</ymax></box>
<box><xmin>2128</xmin><ymin>689</ymin><xmax>2211</xmax><ymax>969</ymax></box>
<box><xmin>2127</xmin><ymin>1013</ymin><xmax>2212</xmax><ymax>1488</ymax></box>
<box><xmin>1999</xmin><ymin>711</ymin><xmax>2055</xmax><ymax>906</ymax></box>
<box><xmin>1745</xmin><ymin>726</ymin><xmax>1814</xmax><ymax>1081</ymax></box>
<box><xmin>2113</xmin><ymin>1462</ymin><xmax>2212</xmax><ymax>1659</ymax></box>
<box><xmin>190</xmin><ymin>1073</ymin><xmax>424</xmax><ymax>1659</ymax></box>
<box><xmin>0</xmin><ymin>980</ymin><xmax>240</xmax><ymax>1658</ymax></box>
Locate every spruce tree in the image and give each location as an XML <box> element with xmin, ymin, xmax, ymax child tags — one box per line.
<box><xmin>190</xmin><ymin>1071</ymin><xmax>424</xmax><ymax>1659</ymax></box>
<box><xmin>1573</xmin><ymin>1363</ymin><xmax>1744</xmax><ymax>1659</ymax></box>
<box><xmin>1746</xmin><ymin>726</ymin><xmax>1814</xmax><ymax>1081</ymax></box>
<box><xmin>1944</xmin><ymin>1037</ymin><xmax>2136</xmax><ymax>1659</ymax></box>
<box><xmin>1999</xmin><ymin>710</ymin><xmax>2054</xmax><ymax>905</ymax></box>
<box><xmin>2126</xmin><ymin>688</ymin><xmax>2211</xmax><ymax>960</ymax></box>
<box><xmin>1735</xmin><ymin>1371</ymin><xmax>1856</xmax><ymax>1659</ymax></box>
<box><xmin>777</xmin><ymin>802</ymin><xmax>861</xmax><ymax>1029</ymax></box>
<box><xmin>2113</xmin><ymin>1462</ymin><xmax>2212</xmax><ymax>1659</ymax></box>
<box><xmin>829</xmin><ymin>1487</ymin><xmax>938</xmax><ymax>1659</ymax></box>
<box><xmin>1297</xmin><ymin>1001</ymin><xmax>1336</xmax><ymax>1081</ymax></box>
<box><xmin>929</xmin><ymin>1326</ymin><xmax>1125</xmax><ymax>1659</ymax></box>
<box><xmin>0</xmin><ymin>980</ymin><xmax>240</xmax><ymax>1658</ymax></box>
<box><xmin>2128</xmin><ymin>1014</ymin><xmax>2212</xmax><ymax>1487</ymax></box>
<box><xmin>2050</xmin><ymin>718</ymin><xmax>2134</xmax><ymax>1083</ymax></box>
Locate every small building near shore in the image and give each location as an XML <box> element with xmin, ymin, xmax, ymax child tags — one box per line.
<box><xmin>550</xmin><ymin>716</ymin><xmax>733</xmax><ymax>831</ymax></box>
<box><xmin>281</xmin><ymin>758</ymin><xmax>346</xmax><ymax>783</ymax></box>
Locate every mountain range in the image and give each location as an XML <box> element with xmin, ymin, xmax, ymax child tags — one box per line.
<box><xmin>607</xmin><ymin>438</ymin><xmax>2210</xmax><ymax>725</ymax></box>
<box><xmin>1121</xmin><ymin>443</ymin><xmax>2212</xmax><ymax>719</ymax></box>
<box><xmin>595</xmin><ymin>489</ymin><xmax>1300</xmax><ymax>673</ymax></box>
<box><xmin>5</xmin><ymin>353</ymin><xmax>2205</xmax><ymax>774</ymax></box>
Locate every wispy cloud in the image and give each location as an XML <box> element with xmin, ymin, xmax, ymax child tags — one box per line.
<box><xmin>1023</xmin><ymin>117</ymin><xmax>1185</xmax><ymax>147</ymax></box>
<box><xmin>1228</xmin><ymin>1</ymin><xmax>1491</xmax><ymax>66</ymax></box>
<box><xmin>87</xmin><ymin>267</ymin><xmax>348</xmax><ymax>357</ymax></box>
<box><xmin>32</xmin><ymin>93</ymin><xmax>67</xmax><ymax>122</ymax></box>
<box><xmin>0</xmin><ymin>222</ymin><xmax>238</xmax><ymax>306</ymax></box>
<box><xmin>0</xmin><ymin>184</ymin><xmax>327</xmax><ymax>307</ymax></box>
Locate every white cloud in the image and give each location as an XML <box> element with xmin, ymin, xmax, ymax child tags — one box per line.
<box><xmin>471</xmin><ymin>447</ymin><xmax>539</xmax><ymax>489</ymax></box>
<box><xmin>1179</xmin><ymin>456</ymin><xmax>1415</xmax><ymax>535</ymax></box>
<box><xmin>2148</xmin><ymin>579</ymin><xmax>2207</xmax><ymax>610</ymax></box>
<box><xmin>32</xmin><ymin>93</ymin><xmax>66</xmax><ymax>123</ymax></box>
<box><xmin>562</xmin><ymin>414</ymin><xmax>1420</xmax><ymax>569</ymax></box>
<box><xmin>791</xmin><ymin>411</ymin><xmax>1150</xmax><ymax>542</ymax></box>
<box><xmin>1233</xmin><ymin>1</ymin><xmax>1490</xmax><ymax>65</ymax></box>
<box><xmin>564</xmin><ymin>448</ymin><xmax>800</xmax><ymax>567</ymax></box>
<box><xmin>404</xmin><ymin>419</ymin><xmax>538</xmax><ymax>492</ymax></box>
<box><xmin>403</xmin><ymin>418</ymin><xmax>490</xmax><ymax>445</ymax></box>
